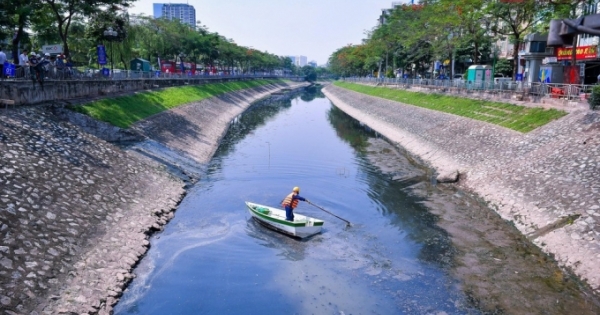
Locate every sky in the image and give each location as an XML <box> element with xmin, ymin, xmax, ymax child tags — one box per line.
<box><xmin>127</xmin><ymin>0</ymin><xmax>411</xmax><ymax>65</ymax></box>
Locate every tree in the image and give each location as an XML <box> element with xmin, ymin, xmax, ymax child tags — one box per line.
<box><xmin>40</xmin><ymin>0</ymin><xmax>134</xmax><ymax>58</ymax></box>
<box><xmin>301</xmin><ymin>65</ymin><xmax>317</xmax><ymax>82</ymax></box>
<box><xmin>328</xmin><ymin>45</ymin><xmax>370</xmax><ymax>77</ymax></box>
<box><xmin>0</xmin><ymin>0</ymin><xmax>41</xmax><ymax>63</ymax></box>
<box><xmin>494</xmin><ymin>58</ymin><xmax>512</xmax><ymax>77</ymax></box>
<box><xmin>385</xmin><ymin>3</ymin><xmax>428</xmax><ymax>76</ymax></box>
<box><xmin>488</xmin><ymin>0</ymin><xmax>548</xmax><ymax>78</ymax></box>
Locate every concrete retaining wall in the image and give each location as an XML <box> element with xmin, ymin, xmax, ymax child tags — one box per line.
<box><xmin>0</xmin><ymin>76</ymin><xmax>296</xmax><ymax>105</ymax></box>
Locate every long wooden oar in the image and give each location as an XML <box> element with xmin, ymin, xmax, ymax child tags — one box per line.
<box><xmin>306</xmin><ymin>200</ymin><xmax>352</xmax><ymax>227</ymax></box>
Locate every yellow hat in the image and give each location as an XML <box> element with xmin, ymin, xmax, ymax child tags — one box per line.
<box><xmin>293</xmin><ymin>186</ymin><xmax>300</xmax><ymax>193</ymax></box>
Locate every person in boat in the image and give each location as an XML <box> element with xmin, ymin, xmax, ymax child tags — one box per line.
<box><xmin>281</xmin><ymin>186</ymin><xmax>308</xmax><ymax>221</ymax></box>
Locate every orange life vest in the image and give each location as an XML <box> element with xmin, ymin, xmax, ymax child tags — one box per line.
<box><xmin>282</xmin><ymin>192</ymin><xmax>299</xmax><ymax>209</ymax></box>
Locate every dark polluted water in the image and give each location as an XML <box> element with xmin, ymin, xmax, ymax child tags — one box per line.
<box><xmin>114</xmin><ymin>88</ymin><xmax>599</xmax><ymax>315</ymax></box>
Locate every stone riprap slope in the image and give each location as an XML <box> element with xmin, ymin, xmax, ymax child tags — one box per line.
<box><xmin>133</xmin><ymin>81</ymin><xmax>309</xmax><ymax>164</ymax></box>
<box><xmin>0</xmin><ymin>81</ymin><xmax>307</xmax><ymax>315</ymax></box>
<box><xmin>324</xmin><ymin>85</ymin><xmax>600</xmax><ymax>296</ymax></box>
<box><xmin>0</xmin><ymin>108</ymin><xmax>185</xmax><ymax>314</ymax></box>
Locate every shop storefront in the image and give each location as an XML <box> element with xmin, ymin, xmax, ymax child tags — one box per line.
<box><xmin>555</xmin><ymin>44</ymin><xmax>599</xmax><ymax>84</ymax></box>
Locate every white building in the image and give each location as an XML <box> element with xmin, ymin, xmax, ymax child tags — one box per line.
<box><xmin>153</xmin><ymin>3</ymin><xmax>196</xmax><ymax>27</ymax></box>
<box><xmin>294</xmin><ymin>56</ymin><xmax>307</xmax><ymax>67</ymax></box>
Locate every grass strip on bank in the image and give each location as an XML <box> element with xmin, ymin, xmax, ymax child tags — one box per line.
<box><xmin>73</xmin><ymin>79</ymin><xmax>282</xmax><ymax>128</ymax></box>
<box><xmin>334</xmin><ymin>81</ymin><xmax>567</xmax><ymax>133</ymax></box>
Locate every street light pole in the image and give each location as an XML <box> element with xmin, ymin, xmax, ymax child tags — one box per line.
<box><xmin>490</xmin><ymin>46</ymin><xmax>499</xmax><ymax>78</ymax></box>
<box><xmin>103</xmin><ymin>27</ymin><xmax>118</xmax><ymax>76</ymax></box>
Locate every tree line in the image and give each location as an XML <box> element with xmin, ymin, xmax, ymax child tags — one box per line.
<box><xmin>327</xmin><ymin>0</ymin><xmax>586</xmax><ymax>79</ymax></box>
<box><xmin>0</xmin><ymin>0</ymin><xmax>309</xmax><ymax>75</ymax></box>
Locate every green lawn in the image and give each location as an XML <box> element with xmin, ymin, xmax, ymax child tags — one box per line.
<box><xmin>334</xmin><ymin>81</ymin><xmax>567</xmax><ymax>133</ymax></box>
<box><xmin>73</xmin><ymin>79</ymin><xmax>283</xmax><ymax>128</ymax></box>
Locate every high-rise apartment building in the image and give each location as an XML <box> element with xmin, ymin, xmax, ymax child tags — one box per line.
<box><xmin>295</xmin><ymin>56</ymin><xmax>307</xmax><ymax>67</ymax></box>
<box><xmin>153</xmin><ymin>3</ymin><xmax>196</xmax><ymax>27</ymax></box>
<box><xmin>288</xmin><ymin>55</ymin><xmax>308</xmax><ymax>67</ymax></box>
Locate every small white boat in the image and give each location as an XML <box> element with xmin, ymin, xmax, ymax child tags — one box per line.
<box><xmin>245</xmin><ymin>201</ymin><xmax>324</xmax><ymax>238</ymax></box>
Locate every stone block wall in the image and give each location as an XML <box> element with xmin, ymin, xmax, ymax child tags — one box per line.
<box><xmin>0</xmin><ymin>76</ymin><xmax>290</xmax><ymax>106</ymax></box>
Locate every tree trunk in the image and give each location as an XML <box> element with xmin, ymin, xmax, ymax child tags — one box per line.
<box><xmin>512</xmin><ymin>36</ymin><xmax>520</xmax><ymax>80</ymax></box>
<box><xmin>56</xmin><ymin>18</ymin><xmax>70</xmax><ymax>59</ymax></box>
<box><xmin>120</xmin><ymin>46</ymin><xmax>127</xmax><ymax>70</ymax></box>
<box><xmin>58</xmin><ymin>20</ymin><xmax>68</xmax><ymax>58</ymax></box>
<box><xmin>11</xmin><ymin>17</ymin><xmax>26</xmax><ymax>64</ymax></box>
<box><xmin>385</xmin><ymin>50</ymin><xmax>389</xmax><ymax>75</ymax></box>
<box><xmin>451</xmin><ymin>50</ymin><xmax>455</xmax><ymax>78</ymax></box>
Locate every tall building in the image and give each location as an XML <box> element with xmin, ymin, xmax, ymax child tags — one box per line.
<box><xmin>288</xmin><ymin>55</ymin><xmax>308</xmax><ymax>67</ymax></box>
<box><xmin>153</xmin><ymin>3</ymin><xmax>196</xmax><ymax>27</ymax></box>
<box><xmin>295</xmin><ymin>56</ymin><xmax>307</xmax><ymax>67</ymax></box>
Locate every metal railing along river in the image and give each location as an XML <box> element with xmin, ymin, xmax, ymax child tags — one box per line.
<box><xmin>343</xmin><ymin>77</ymin><xmax>595</xmax><ymax>102</ymax></box>
<box><xmin>4</xmin><ymin>65</ymin><xmax>301</xmax><ymax>82</ymax></box>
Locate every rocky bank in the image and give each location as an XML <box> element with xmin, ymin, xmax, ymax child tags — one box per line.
<box><xmin>323</xmin><ymin>84</ymin><xmax>600</xmax><ymax>297</ymax></box>
<box><xmin>0</xmin><ymin>80</ymin><xmax>307</xmax><ymax>314</ymax></box>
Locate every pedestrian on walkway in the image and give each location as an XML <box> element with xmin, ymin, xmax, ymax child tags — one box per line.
<box><xmin>18</xmin><ymin>49</ymin><xmax>28</xmax><ymax>78</ymax></box>
<box><xmin>28</xmin><ymin>52</ymin><xmax>40</xmax><ymax>82</ymax></box>
<box><xmin>56</xmin><ymin>54</ymin><xmax>65</xmax><ymax>79</ymax></box>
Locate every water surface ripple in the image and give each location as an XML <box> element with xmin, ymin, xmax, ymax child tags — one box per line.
<box><xmin>116</xmin><ymin>90</ymin><xmax>483</xmax><ymax>314</ymax></box>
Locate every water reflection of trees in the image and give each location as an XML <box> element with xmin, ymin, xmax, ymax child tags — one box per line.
<box><xmin>327</xmin><ymin>105</ymin><xmax>454</xmax><ymax>268</ymax></box>
<box><xmin>300</xmin><ymin>85</ymin><xmax>325</xmax><ymax>102</ymax></box>
<box><xmin>214</xmin><ymin>97</ymin><xmax>294</xmax><ymax>158</ymax></box>
<box><xmin>326</xmin><ymin>106</ymin><xmax>373</xmax><ymax>152</ymax></box>
<box><xmin>208</xmin><ymin>88</ymin><xmax>312</xmax><ymax>176</ymax></box>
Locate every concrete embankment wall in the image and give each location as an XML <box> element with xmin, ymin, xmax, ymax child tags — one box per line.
<box><xmin>323</xmin><ymin>85</ymin><xmax>600</xmax><ymax>296</ymax></box>
<box><xmin>0</xmin><ymin>80</ymin><xmax>307</xmax><ymax>314</ymax></box>
<box><xmin>0</xmin><ymin>76</ymin><xmax>299</xmax><ymax>106</ymax></box>
<box><xmin>132</xmin><ymin>81</ymin><xmax>309</xmax><ymax>166</ymax></box>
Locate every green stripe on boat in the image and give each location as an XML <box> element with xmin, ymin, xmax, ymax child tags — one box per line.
<box><xmin>247</xmin><ymin>204</ymin><xmax>324</xmax><ymax>226</ymax></box>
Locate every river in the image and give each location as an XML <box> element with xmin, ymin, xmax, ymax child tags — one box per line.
<box><xmin>115</xmin><ymin>87</ymin><xmax>599</xmax><ymax>315</ymax></box>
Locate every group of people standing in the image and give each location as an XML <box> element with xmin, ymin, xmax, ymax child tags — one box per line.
<box><xmin>0</xmin><ymin>46</ymin><xmax>72</xmax><ymax>80</ymax></box>
<box><xmin>19</xmin><ymin>50</ymin><xmax>71</xmax><ymax>80</ymax></box>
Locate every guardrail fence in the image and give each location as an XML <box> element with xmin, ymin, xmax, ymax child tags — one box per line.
<box><xmin>1</xmin><ymin>64</ymin><xmax>301</xmax><ymax>82</ymax></box>
<box><xmin>343</xmin><ymin>77</ymin><xmax>595</xmax><ymax>103</ymax></box>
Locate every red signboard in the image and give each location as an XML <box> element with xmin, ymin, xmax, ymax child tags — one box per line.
<box><xmin>556</xmin><ymin>45</ymin><xmax>598</xmax><ymax>61</ymax></box>
<box><xmin>160</xmin><ymin>60</ymin><xmax>197</xmax><ymax>74</ymax></box>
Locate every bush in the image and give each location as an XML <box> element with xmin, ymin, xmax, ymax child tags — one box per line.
<box><xmin>386</xmin><ymin>69</ymin><xmax>395</xmax><ymax>78</ymax></box>
<box><xmin>588</xmin><ymin>85</ymin><xmax>600</xmax><ymax>110</ymax></box>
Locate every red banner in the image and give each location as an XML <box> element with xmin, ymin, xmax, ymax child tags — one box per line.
<box><xmin>556</xmin><ymin>45</ymin><xmax>598</xmax><ymax>61</ymax></box>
